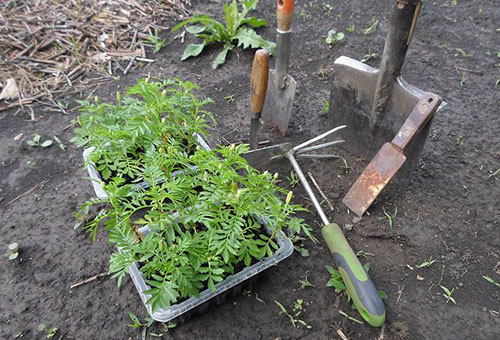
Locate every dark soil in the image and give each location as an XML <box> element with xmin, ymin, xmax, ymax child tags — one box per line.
<box><xmin>1</xmin><ymin>0</ymin><xmax>499</xmax><ymax>339</ymax></box>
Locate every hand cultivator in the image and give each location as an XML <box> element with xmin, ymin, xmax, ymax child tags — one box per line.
<box><xmin>244</xmin><ymin>127</ymin><xmax>386</xmax><ymax>327</ymax></box>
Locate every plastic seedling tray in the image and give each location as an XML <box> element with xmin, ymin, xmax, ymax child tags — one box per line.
<box><xmin>82</xmin><ymin>134</ymin><xmax>211</xmax><ymax>199</ymax></box>
<box><xmin>130</xmin><ymin>222</ymin><xmax>293</xmax><ymax>323</ymax></box>
<box><xmin>82</xmin><ymin>133</ymin><xmax>294</xmax><ymax>322</ymax></box>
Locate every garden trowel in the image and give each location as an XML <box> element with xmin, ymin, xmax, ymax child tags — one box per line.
<box><xmin>328</xmin><ymin>0</ymin><xmax>444</xmax><ymax>180</ymax></box>
<box><xmin>243</xmin><ymin>126</ymin><xmax>386</xmax><ymax>328</ymax></box>
<box><xmin>343</xmin><ymin>93</ymin><xmax>442</xmax><ymax>217</ymax></box>
<box><xmin>261</xmin><ymin>0</ymin><xmax>296</xmax><ymax>136</ymax></box>
<box><xmin>249</xmin><ymin>49</ymin><xmax>269</xmax><ymax>149</ymax></box>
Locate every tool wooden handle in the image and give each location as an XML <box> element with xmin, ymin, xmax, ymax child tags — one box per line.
<box><xmin>391</xmin><ymin>92</ymin><xmax>441</xmax><ymax>150</ymax></box>
<box><xmin>250</xmin><ymin>49</ymin><xmax>269</xmax><ymax>113</ymax></box>
<box><xmin>277</xmin><ymin>0</ymin><xmax>294</xmax><ymax>31</ymax></box>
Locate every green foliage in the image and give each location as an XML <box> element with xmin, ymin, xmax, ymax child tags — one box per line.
<box><xmin>416</xmin><ymin>256</ymin><xmax>436</xmax><ymax>269</ymax></box>
<box><xmin>5</xmin><ymin>242</ymin><xmax>19</xmax><ymax>260</ymax></box>
<box><xmin>27</xmin><ymin>133</ymin><xmax>53</xmax><ymax>148</ymax></box>
<box><xmin>128</xmin><ymin>312</ymin><xmax>156</xmax><ymax>340</ymax></box>
<box><xmin>287</xmin><ymin>171</ymin><xmax>299</xmax><ymax>187</ymax></box>
<box><xmin>147</xmin><ymin>29</ymin><xmax>167</xmax><ymax>53</ymax></box>
<box><xmin>440</xmin><ymin>285</ymin><xmax>456</xmax><ymax>304</ymax></box>
<box><xmin>346</xmin><ymin>24</ymin><xmax>355</xmax><ymax>33</ymax></box>
<box><xmin>325</xmin><ymin>29</ymin><xmax>344</xmax><ymax>45</ymax></box>
<box><xmin>362</xmin><ymin>17</ymin><xmax>378</xmax><ymax>35</ymax></box>
<box><xmin>339</xmin><ymin>310</ymin><xmax>363</xmax><ymax>324</ymax></box>
<box><xmin>299</xmin><ymin>275</ymin><xmax>316</xmax><ymax>288</ymax></box>
<box><xmin>483</xmin><ymin>275</ymin><xmax>500</xmax><ymax>287</ymax></box>
<box><xmin>380</xmin><ymin>205</ymin><xmax>397</xmax><ymax>230</ymax></box>
<box><xmin>320</xmin><ymin>99</ymin><xmax>330</xmax><ymax>114</ymax></box>
<box><xmin>71</xmin><ymin>78</ymin><xmax>214</xmax><ymax>182</ymax></box>
<box><xmin>38</xmin><ymin>324</ymin><xmax>57</xmax><ymax>338</ymax></box>
<box><xmin>274</xmin><ymin>300</ymin><xmax>312</xmax><ymax>329</ymax></box>
<box><xmin>172</xmin><ymin>0</ymin><xmax>275</xmax><ymax>68</ymax></box>
<box><xmin>53</xmin><ymin>136</ymin><xmax>66</xmax><ymax>151</ymax></box>
<box><xmin>75</xmin><ymin>79</ymin><xmax>310</xmax><ymax>313</ymax></box>
<box><xmin>361</xmin><ymin>49</ymin><xmax>379</xmax><ymax>63</ymax></box>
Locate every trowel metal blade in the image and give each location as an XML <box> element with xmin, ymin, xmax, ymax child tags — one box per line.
<box><xmin>262</xmin><ymin>69</ymin><xmax>296</xmax><ymax>136</ymax></box>
<box><xmin>242</xmin><ymin>143</ymin><xmax>292</xmax><ymax>171</ymax></box>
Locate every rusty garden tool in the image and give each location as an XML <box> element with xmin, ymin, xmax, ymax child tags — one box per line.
<box><xmin>343</xmin><ymin>92</ymin><xmax>442</xmax><ymax>217</ymax></box>
<box><xmin>327</xmin><ymin>0</ymin><xmax>443</xmax><ymax>180</ymax></box>
<box><xmin>249</xmin><ymin>49</ymin><xmax>269</xmax><ymax>149</ymax></box>
<box><xmin>243</xmin><ymin>126</ymin><xmax>386</xmax><ymax>327</ymax></box>
<box><xmin>261</xmin><ymin>0</ymin><xmax>296</xmax><ymax>136</ymax></box>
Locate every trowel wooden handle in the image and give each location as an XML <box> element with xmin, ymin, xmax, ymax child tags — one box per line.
<box><xmin>250</xmin><ymin>49</ymin><xmax>269</xmax><ymax>113</ymax></box>
<box><xmin>277</xmin><ymin>0</ymin><xmax>294</xmax><ymax>31</ymax></box>
<box><xmin>391</xmin><ymin>92</ymin><xmax>441</xmax><ymax>151</ymax></box>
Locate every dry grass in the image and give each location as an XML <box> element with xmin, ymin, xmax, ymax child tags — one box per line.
<box><xmin>0</xmin><ymin>0</ymin><xmax>190</xmax><ymax>113</ymax></box>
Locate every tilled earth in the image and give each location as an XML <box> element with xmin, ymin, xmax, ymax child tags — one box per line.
<box><xmin>1</xmin><ymin>0</ymin><xmax>499</xmax><ymax>339</ymax></box>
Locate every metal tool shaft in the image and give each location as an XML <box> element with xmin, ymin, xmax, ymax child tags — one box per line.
<box><xmin>287</xmin><ymin>153</ymin><xmax>329</xmax><ymax>226</ymax></box>
<box><xmin>275</xmin><ymin>30</ymin><xmax>292</xmax><ymax>89</ymax></box>
<box><xmin>297</xmin><ymin>140</ymin><xmax>345</xmax><ymax>153</ymax></box>
<box><xmin>292</xmin><ymin>125</ymin><xmax>346</xmax><ymax>153</ymax></box>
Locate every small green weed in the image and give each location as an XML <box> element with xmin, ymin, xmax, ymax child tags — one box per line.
<box><xmin>321</xmin><ymin>99</ymin><xmax>330</xmax><ymax>114</ymax></box>
<box><xmin>27</xmin><ymin>134</ymin><xmax>52</xmax><ymax>148</ymax></box>
<box><xmin>128</xmin><ymin>312</ymin><xmax>158</xmax><ymax>340</ymax></box>
<box><xmin>460</xmin><ymin>72</ymin><xmax>466</xmax><ymax>87</ymax></box>
<box><xmin>380</xmin><ymin>206</ymin><xmax>397</xmax><ymax>230</ymax></box>
<box><xmin>356</xmin><ymin>250</ymin><xmax>375</xmax><ymax>260</ymax></box>
<box><xmin>339</xmin><ymin>310</ymin><xmax>363</xmax><ymax>324</ymax></box>
<box><xmin>363</xmin><ymin>17</ymin><xmax>378</xmax><ymax>35</ymax></box>
<box><xmin>275</xmin><ymin>300</ymin><xmax>312</xmax><ymax>329</ymax></box>
<box><xmin>53</xmin><ymin>136</ymin><xmax>66</xmax><ymax>151</ymax></box>
<box><xmin>5</xmin><ymin>242</ymin><xmax>19</xmax><ymax>260</ymax></box>
<box><xmin>325</xmin><ymin>29</ymin><xmax>344</xmax><ymax>46</ymax></box>
<box><xmin>172</xmin><ymin>0</ymin><xmax>274</xmax><ymax>69</ymax></box>
<box><xmin>482</xmin><ymin>275</ymin><xmax>500</xmax><ymax>287</ymax></box>
<box><xmin>299</xmin><ymin>275</ymin><xmax>316</xmax><ymax>289</ymax></box>
<box><xmin>147</xmin><ymin>29</ymin><xmax>167</xmax><ymax>53</ymax></box>
<box><xmin>224</xmin><ymin>94</ymin><xmax>235</xmax><ymax>103</ymax></box>
<box><xmin>298</xmin><ymin>8</ymin><xmax>311</xmax><ymax>20</ymax></box>
<box><xmin>361</xmin><ymin>49</ymin><xmax>379</xmax><ymax>63</ymax></box>
<box><xmin>287</xmin><ymin>171</ymin><xmax>299</xmax><ymax>187</ymax></box>
<box><xmin>440</xmin><ymin>285</ymin><xmax>456</xmax><ymax>304</ymax></box>
<box><xmin>456</xmin><ymin>136</ymin><xmax>464</xmax><ymax>147</ymax></box>
<box><xmin>416</xmin><ymin>256</ymin><xmax>436</xmax><ymax>269</ymax></box>
<box><xmin>455</xmin><ymin>48</ymin><xmax>472</xmax><ymax>57</ymax></box>
<box><xmin>488</xmin><ymin>167</ymin><xmax>500</xmax><ymax>179</ymax></box>
<box><xmin>346</xmin><ymin>24</ymin><xmax>355</xmax><ymax>33</ymax></box>
<box><xmin>38</xmin><ymin>324</ymin><xmax>57</xmax><ymax>338</ymax></box>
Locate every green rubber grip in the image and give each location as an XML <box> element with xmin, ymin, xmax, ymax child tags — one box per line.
<box><xmin>321</xmin><ymin>223</ymin><xmax>386</xmax><ymax>327</ymax></box>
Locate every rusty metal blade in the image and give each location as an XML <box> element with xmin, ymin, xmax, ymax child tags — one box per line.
<box><xmin>342</xmin><ymin>143</ymin><xmax>406</xmax><ymax>217</ymax></box>
<box><xmin>262</xmin><ymin>69</ymin><xmax>296</xmax><ymax>136</ymax></box>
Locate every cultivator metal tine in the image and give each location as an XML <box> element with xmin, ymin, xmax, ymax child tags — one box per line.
<box><xmin>296</xmin><ymin>140</ymin><xmax>345</xmax><ymax>154</ymax></box>
<box><xmin>292</xmin><ymin>125</ymin><xmax>346</xmax><ymax>153</ymax></box>
<box><xmin>295</xmin><ymin>154</ymin><xmax>340</xmax><ymax>160</ymax></box>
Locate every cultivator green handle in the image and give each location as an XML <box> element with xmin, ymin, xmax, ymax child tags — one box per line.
<box><xmin>321</xmin><ymin>223</ymin><xmax>386</xmax><ymax>327</ymax></box>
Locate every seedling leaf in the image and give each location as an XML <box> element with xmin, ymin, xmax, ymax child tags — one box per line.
<box><xmin>182</xmin><ymin>43</ymin><xmax>206</xmax><ymax>61</ymax></box>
